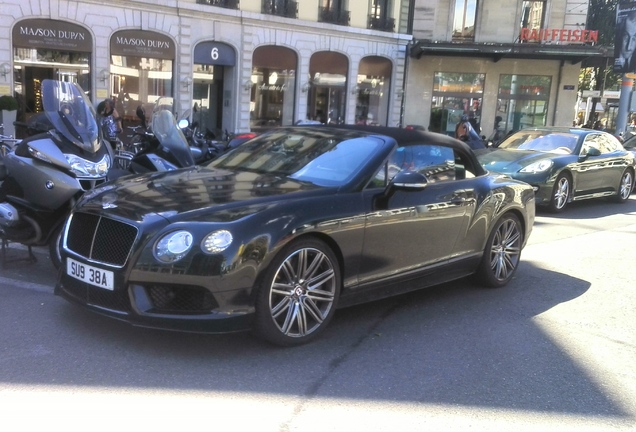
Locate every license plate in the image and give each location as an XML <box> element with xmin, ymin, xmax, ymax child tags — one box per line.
<box><xmin>67</xmin><ymin>257</ymin><xmax>114</xmax><ymax>290</ymax></box>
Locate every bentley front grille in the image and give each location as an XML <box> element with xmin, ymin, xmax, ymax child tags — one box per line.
<box><xmin>66</xmin><ymin>212</ymin><xmax>138</xmax><ymax>266</ymax></box>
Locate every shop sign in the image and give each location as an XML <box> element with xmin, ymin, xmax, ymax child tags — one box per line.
<box><xmin>12</xmin><ymin>19</ymin><xmax>92</xmax><ymax>52</ymax></box>
<box><xmin>193</xmin><ymin>42</ymin><xmax>236</xmax><ymax>66</ymax></box>
<box><xmin>111</xmin><ymin>30</ymin><xmax>174</xmax><ymax>60</ymax></box>
<box><xmin>519</xmin><ymin>28</ymin><xmax>599</xmax><ymax>44</ymax></box>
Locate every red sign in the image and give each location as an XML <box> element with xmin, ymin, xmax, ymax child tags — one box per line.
<box><xmin>520</xmin><ymin>28</ymin><xmax>599</xmax><ymax>43</ymax></box>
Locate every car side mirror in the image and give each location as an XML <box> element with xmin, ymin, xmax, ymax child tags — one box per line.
<box><xmin>391</xmin><ymin>170</ymin><xmax>428</xmax><ymax>190</ymax></box>
<box><xmin>582</xmin><ymin>147</ymin><xmax>601</xmax><ymax>158</ymax></box>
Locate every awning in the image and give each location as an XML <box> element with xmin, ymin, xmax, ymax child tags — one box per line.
<box><xmin>410</xmin><ymin>40</ymin><xmax>609</xmax><ymax>64</ymax></box>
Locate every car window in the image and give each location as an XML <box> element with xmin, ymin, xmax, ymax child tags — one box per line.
<box><xmin>583</xmin><ymin>134</ymin><xmax>614</xmax><ymax>155</ymax></box>
<box><xmin>366</xmin><ymin>144</ymin><xmax>476</xmax><ymax>189</ymax></box>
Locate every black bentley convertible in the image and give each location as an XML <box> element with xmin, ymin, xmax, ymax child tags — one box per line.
<box><xmin>56</xmin><ymin>125</ymin><xmax>535</xmax><ymax>346</ymax></box>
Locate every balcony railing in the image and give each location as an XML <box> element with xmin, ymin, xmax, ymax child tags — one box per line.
<box><xmin>368</xmin><ymin>15</ymin><xmax>395</xmax><ymax>32</ymax></box>
<box><xmin>262</xmin><ymin>0</ymin><xmax>298</xmax><ymax>19</ymax></box>
<box><xmin>318</xmin><ymin>6</ymin><xmax>350</xmax><ymax>26</ymax></box>
<box><xmin>196</xmin><ymin>0</ymin><xmax>239</xmax><ymax>9</ymax></box>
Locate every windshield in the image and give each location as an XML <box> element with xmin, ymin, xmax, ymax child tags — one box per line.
<box><xmin>150</xmin><ymin>97</ymin><xmax>194</xmax><ymax>167</ymax></box>
<box><xmin>209</xmin><ymin>128</ymin><xmax>383</xmax><ymax>187</ymax></box>
<box><xmin>42</xmin><ymin>79</ymin><xmax>100</xmax><ymax>153</ymax></box>
<box><xmin>497</xmin><ymin>130</ymin><xmax>580</xmax><ymax>154</ymax></box>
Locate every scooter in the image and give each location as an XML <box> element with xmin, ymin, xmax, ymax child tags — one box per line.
<box><xmin>0</xmin><ymin>79</ymin><xmax>112</xmax><ymax>269</ymax></box>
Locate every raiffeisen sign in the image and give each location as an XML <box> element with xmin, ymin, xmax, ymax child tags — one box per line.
<box><xmin>519</xmin><ymin>28</ymin><xmax>599</xmax><ymax>44</ymax></box>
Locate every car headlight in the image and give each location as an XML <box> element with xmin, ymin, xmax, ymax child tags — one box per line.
<box><xmin>519</xmin><ymin>159</ymin><xmax>553</xmax><ymax>174</ymax></box>
<box><xmin>154</xmin><ymin>230</ymin><xmax>194</xmax><ymax>263</ymax></box>
<box><xmin>65</xmin><ymin>153</ymin><xmax>111</xmax><ymax>177</ymax></box>
<box><xmin>201</xmin><ymin>230</ymin><xmax>233</xmax><ymax>254</ymax></box>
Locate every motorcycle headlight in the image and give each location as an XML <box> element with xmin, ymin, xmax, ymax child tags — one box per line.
<box><xmin>202</xmin><ymin>230</ymin><xmax>233</xmax><ymax>254</ymax></box>
<box><xmin>519</xmin><ymin>159</ymin><xmax>553</xmax><ymax>174</ymax></box>
<box><xmin>65</xmin><ymin>153</ymin><xmax>111</xmax><ymax>177</ymax></box>
<box><xmin>154</xmin><ymin>230</ymin><xmax>194</xmax><ymax>263</ymax></box>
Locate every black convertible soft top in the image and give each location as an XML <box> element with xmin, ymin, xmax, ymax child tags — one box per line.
<box><xmin>295</xmin><ymin>124</ymin><xmax>487</xmax><ymax>177</ymax></box>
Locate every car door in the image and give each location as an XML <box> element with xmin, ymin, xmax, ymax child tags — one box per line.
<box><xmin>574</xmin><ymin>133</ymin><xmax>626</xmax><ymax>195</ymax></box>
<box><xmin>357</xmin><ymin>144</ymin><xmax>473</xmax><ymax>285</ymax></box>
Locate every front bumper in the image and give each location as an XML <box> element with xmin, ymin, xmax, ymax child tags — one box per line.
<box><xmin>55</xmin><ymin>264</ymin><xmax>255</xmax><ymax>334</ymax></box>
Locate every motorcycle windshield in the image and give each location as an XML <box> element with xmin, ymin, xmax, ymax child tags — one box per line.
<box><xmin>42</xmin><ymin>79</ymin><xmax>100</xmax><ymax>153</ymax></box>
<box><xmin>151</xmin><ymin>97</ymin><xmax>195</xmax><ymax>167</ymax></box>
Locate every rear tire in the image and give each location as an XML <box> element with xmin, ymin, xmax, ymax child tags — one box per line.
<box><xmin>474</xmin><ymin>213</ymin><xmax>523</xmax><ymax>288</ymax></box>
<box><xmin>253</xmin><ymin>238</ymin><xmax>340</xmax><ymax>346</ymax></box>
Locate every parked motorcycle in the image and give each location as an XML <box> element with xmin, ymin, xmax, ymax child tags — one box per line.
<box><xmin>0</xmin><ymin>79</ymin><xmax>112</xmax><ymax>269</ymax></box>
<box><xmin>110</xmin><ymin>97</ymin><xmax>195</xmax><ymax>176</ymax></box>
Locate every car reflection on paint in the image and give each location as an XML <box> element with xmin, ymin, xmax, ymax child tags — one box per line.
<box><xmin>477</xmin><ymin>127</ymin><xmax>636</xmax><ymax>213</ymax></box>
<box><xmin>55</xmin><ymin>125</ymin><xmax>535</xmax><ymax>346</ymax></box>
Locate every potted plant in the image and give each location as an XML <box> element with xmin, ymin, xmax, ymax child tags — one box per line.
<box><xmin>0</xmin><ymin>95</ymin><xmax>19</xmax><ymax>138</ymax></box>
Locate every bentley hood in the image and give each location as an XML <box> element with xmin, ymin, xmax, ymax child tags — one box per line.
<box><xmin>77</xmin><ymin>166</ymin><xmax>326</xmax><ymax>223</ymax></box>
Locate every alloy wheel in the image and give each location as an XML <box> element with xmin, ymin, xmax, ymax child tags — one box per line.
<box><xmin>553</xmin><ymin>176</ymin><xmax>570</xmax><ymax>210</ymax></box>
<box><xmin>268</xmin><ymin>247</ymin><xmax>337</xmax><ymax>338</ymax></box>
<box><xmin>489</xmin><ymin>218</ymin><xmax>522</xmax><ymax>283</ymax></box>
<box><xmin>619</xmin><ymin>171</ymin><xmax>633</xmax><ymax>200</ymax></box>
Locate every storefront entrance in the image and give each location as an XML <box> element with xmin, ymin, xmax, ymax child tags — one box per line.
<box><xmin>192</xmin><ymin>41</ymin><xmax>236</xmax><ymax>139</ymax></box>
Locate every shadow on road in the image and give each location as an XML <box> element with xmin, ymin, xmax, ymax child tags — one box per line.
<box><xmin>1</xmin><ymin>258</ymin><xmax>629</xmax><ymax>421</ymax></box>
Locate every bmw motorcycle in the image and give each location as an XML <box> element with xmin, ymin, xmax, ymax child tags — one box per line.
<box><xmin>0</xmin><ymin>79</ymin><xmax>111</xmax><ymax>269</ymax></box>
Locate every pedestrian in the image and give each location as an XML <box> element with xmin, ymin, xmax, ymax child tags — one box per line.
<box><xmin>455</xmin><ymin>114</ymin><xmax>486</xmax><ymax>150</ymax></box>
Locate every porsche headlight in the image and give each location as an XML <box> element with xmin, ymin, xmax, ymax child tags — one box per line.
<box><xmin>154</xmin><ymin>230</ymin><xmax>194</xmax><ymax>263</ymax></box>
<box><xmin>202</xmin><ymin>230</ymin><xmax>233</xmax><ymax>254</ymax></box>
<box><xmin>65</xmin><ymin>153</ymin><xmax>111</xmax><ymax>177</ymax></box>
<box><xmin>519</xmin><ymin>159</ymin><xmax>553</xmax><ymax>174</ymax></box>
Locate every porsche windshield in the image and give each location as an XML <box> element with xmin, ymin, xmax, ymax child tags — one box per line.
<box><xmin>209</xmin><ymin>129</ymin><xmax>383</xmax><ymax>186</ymax></box>
<box><xmin>497</xmin><ymin>130</ymin><xmax>579</xmax><ymax>154</ymax></box>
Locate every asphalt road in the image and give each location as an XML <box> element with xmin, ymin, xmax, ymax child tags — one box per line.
<box><xmin>0</xmin><ymin>198</ymin><xmax>635</xmax><ymax>431</ymax></box>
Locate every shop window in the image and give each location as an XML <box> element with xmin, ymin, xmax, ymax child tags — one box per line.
<box><xmin>109</xmin><ymin>56</ymin><xmax>173</xmax><ymax>122</ymax></box>
<box><xmin>307</xmin><ymin>51</ymin><xmax>348</xmax><ymax>125</ymax></box>
<box><xmin>250</xmin><ymin>46</ymin><xmax>297</xmax><ymax>130</ymax></box>
<box><xmin>496</xmin><ymin>74</ymin><xmax>551</xmax><ymax>134</ymax></box>
<box><xmin>452</xmin><ymin>0</ymin><xmax>478</xmax><ymax>40</ymax></box>
<box><xmin>355</xmin><ymin>56</ymin><xmax>392</xmax><ymax>126</ymax></box>
<box><xmin>429</xmin><ymin>72</ymin><xmax>485</xmax><ymax>136</ymax></box>
<box><xmin>520</xmin><ymin>0</ymin><xmax>546</xmax><ymax>42</ymax></box>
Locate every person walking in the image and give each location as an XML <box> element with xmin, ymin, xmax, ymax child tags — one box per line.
<box><xmin>97</xmin><ymin>98</ymin><xmax>122</xmax><ymax>150</ymax></box>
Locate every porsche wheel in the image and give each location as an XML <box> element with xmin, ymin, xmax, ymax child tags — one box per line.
<box><xmin>612</xmin><ymin>169</ymin><xmax>634</xmax><ymax>203</ymax></box>
<box><xmin>548</xmin><ymin>173</ymin><xmax>570</xmax><ymax>213</ymax></box>
<box><xmin>254</xmin><ymin>238</ymin><xmax>340</xmax><ymax>346</ymax></box>
<box><xmin>474</xmin><ymin>213</ymin><xmax>522</xmax><ymax>288</ymax></box>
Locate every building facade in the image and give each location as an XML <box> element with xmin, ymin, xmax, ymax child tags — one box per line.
<box><xmin>404</xmin><ymin>0</ymin><xmax>607</xmax><ymax>139</ymax></box>
<box><xmin>0</xmin><ymin>0</ymin><xmax>411</xmax><ymax>137</ymax></box>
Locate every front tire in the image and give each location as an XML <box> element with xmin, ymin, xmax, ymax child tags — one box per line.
<box><xmin>254</xmin><ymin>238</ymin><xmax>341</xmax><ymax>346</ymax></box>
<box><xmin>612</xmin><ymin>168</ymin><xmax>633</xmax><ymax>203</ymax></box>
<box><xmin>474</xmin><ymin>213</ymin><xmax>523</xmax><ymax>288</ymax></box>
<box><xmin>548</xmin><ymin>172</ymin><xmax>571</xmax><ymax>213</ymax></box>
